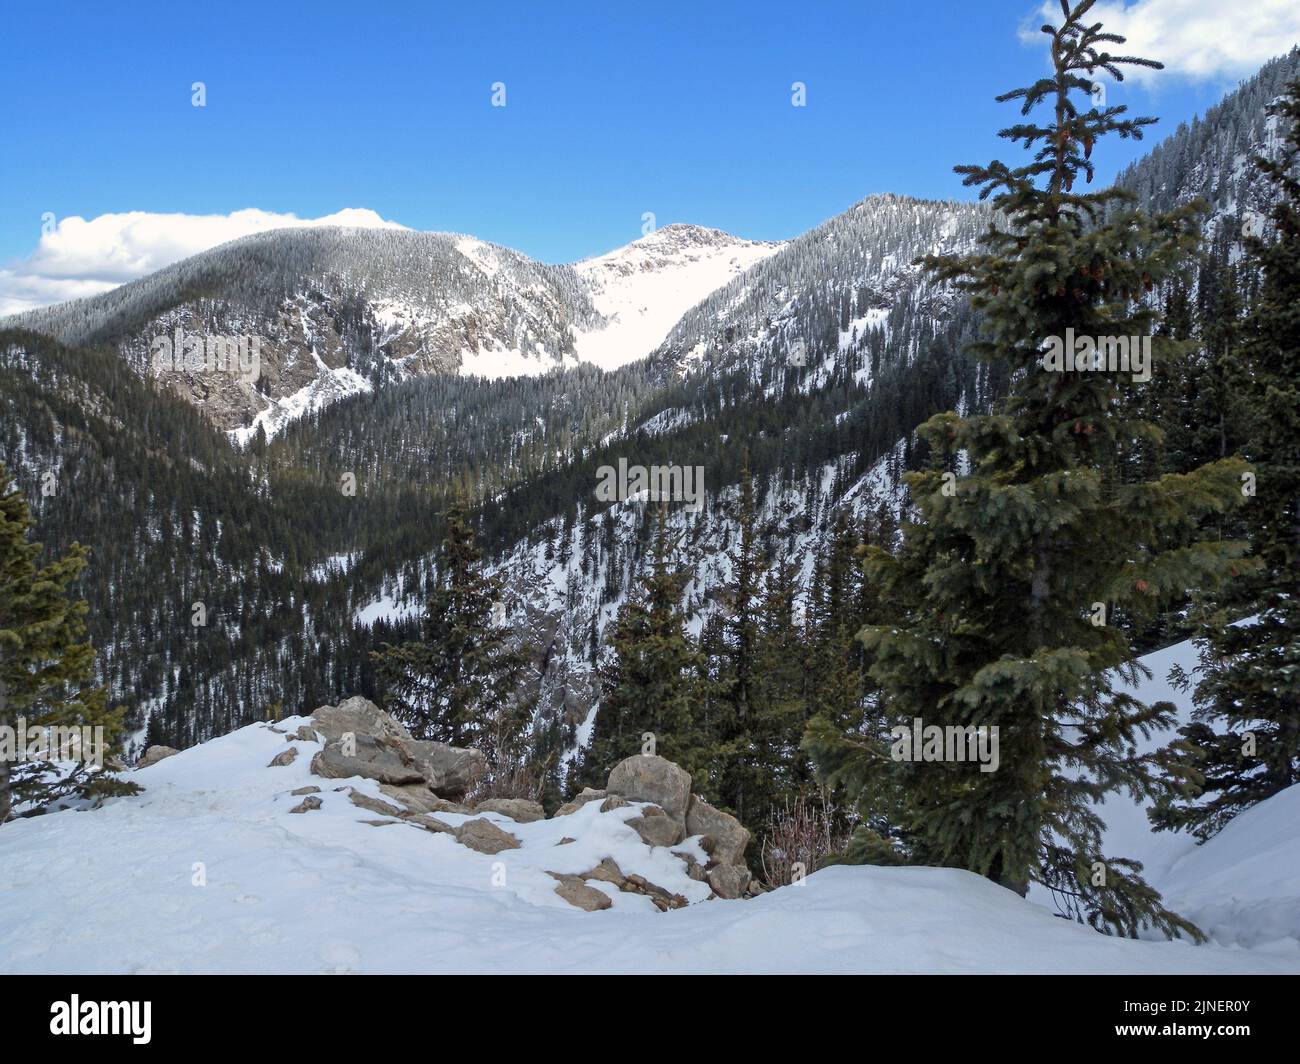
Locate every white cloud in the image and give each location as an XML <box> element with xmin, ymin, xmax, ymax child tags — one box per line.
<box><xmin>0</xmin><ymin>207</ymin><xmax>406</xmax><ymax>317</ymax></box>
<box><xmin>1023</xmin><ymin>0</ymin><xmax>1300</xmax><ymax>84</ymax></box>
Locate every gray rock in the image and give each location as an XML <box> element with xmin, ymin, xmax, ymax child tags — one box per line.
<box><xmin>406</xmin><ymin>813</ymin><xmax>456</xmax><ymax>835</ymax></box>
<box><xmin>627</xmin><ymin>804</ymin><xmax>683</xmax><ymax>848</ymax></box>
<box><xmin>599</xmin><ymin>795</ymin><xmax>629</xmax><ymax>813</ymax></box>
<box><xmin>138</xmin><ymin>745</ymin><xmax>179</xmax><ymax>769</ymax></box>
<box><xmin>290</xmin><ymin>725</ymin><xmax>319</xmax><ymax>742</ymax></box>
<box><xmin>291</xmin><ymin>786</ymin><xmax>320</xmax><ymax>796</ymax></box>
<box><xmin>554</xmin><ymin>788</ymin><xmax>606</xmax><ymax>817</ymax></box>
<box><xmin>473</xmin><ymin>797</ymin><xmax>546</xmax><ymax>823</ymax></box>
<box><xmin>378</xmin><ymin>783</ymin><xmax>470</xmax><ymax>816</ymax></box>
<box><xmin>606</xmin><ymin>756</ymin><xmax>691</xmax><ymax>823</ymax></box>
<box><xmin>394</xmin><ymin>739</ymin><xmax>486</xmax><ymax>798</ymax></box>
<box><xmin>672</xmin><ymin>849</ymin><xmax>708</xmax><ymax>882</ymax></box>
<box><xmin>289</xmin><ymin>795</ymin><xmax>322</xmax><ymax>814</ymax></box>
<box><xmin>267</xmin><ymin>747</ymin><xmax>298</xmax><ymax>768</ymax></box>
<box><xmin>625</xmin><ymin>873</ymin><xmax>689</xmax><ymax>911</ymax></box>
<box><xmin>310</xmin><ymin>696</ymin><xmax>410</xmax><ymax>744</ymax></box>
<box><xmin>548</xmin><ymin>873</ymin><xmax>612</xmax><ymax>912</ymax></box>
<box><xmin>581</xmin><ymin>857</ymin><xmax>627</xmax><ymax>886</ymax></box>
<box><xmin>455</xmin><ymin>817</ymin><xmax>521</xmax><ymax>854</ymax></box>
<box><xmin>346</xmin><ymin>788</ymin><xmax>405</xmax><ymax>818</ymax></box>
<box><xmin>706</xmin><ymin>863</ymin><xmax>751</xmax><ymax>900</ymax></box>
<box><xmin>310</xmin><ymin>735</ymin><xmax>424</xmax><ymax>786</ymax></box>
<box><xmin>685</xmin><ymin>797</ymin><xmax>750</xmax><ymax>866</ymax></box>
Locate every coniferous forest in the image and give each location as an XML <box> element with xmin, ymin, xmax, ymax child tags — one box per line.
<box><xmin>1</xmin><ymin>0</ymin><xmax>1298</xmax><ymax>986</ymax></box>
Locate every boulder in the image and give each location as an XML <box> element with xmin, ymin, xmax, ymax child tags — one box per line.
<box><xmin>310</xmin><ymin>735</ymin><xmax>424</xmax><ymax>786</ymax></box>
<box><xmin>138</xmin><ymin>745</ymin><xmax>179</xmax><ymax>769</ymax></box>
<box><xmin>310</xmin><ymin>696</ymin><xmax>410</xmax><ymax>744</ymax></box>
<box><xmin>291</xmin><ymin>786</ymin><xmax>320</xmax><ymax>796</ymax></box>
<box><xmin>599</xmin><ymin>795</ymin><xmax>629</xmax><ymax>813</ymax></box>
<box><xmin>554</xmin><ymin>788</ymin><xmax>606</xmax><ymax>818</ymax></box>
<box><xmin>625</xmin><ymin>873</ymin><xmax>689</xmax><ymax>911</ymax></box>
<box><xmin>685</xmin><ymin>797</ymin><xmax>750</xmax><ymax>866</ymax></box>
<box><xmin>455</xmin><ymin>818</ymin><xmax>521</xmax><ymax>855</ymax></box>
<box><xmin>706</xmin><ymin>863</ymin><xmax>751</xmax><ymax>900</ymax></box>
<box><xmin>289</xmin><ymin>795</ymin><xmax>322</xmax><ymax>814</ymax></box>
<box><xmin>473</xmin><ymin>798</ymin><xmax>546</xmax><ymax>823</ymax></box>
<box><xmin>627</xmin><ymin>804</ymin><xmax>683</xmax><ymax>848</ymax></box>
<box><xmin>267</xmin><ymin>747</ymin><xmax>298</xmax><ymax>768</ymax></box>
<box><xmin>290</xmin><ymin>725</ymin><xmax>318</xmax><ymax>742</ymax></box>
<box><xmin>606</xmin><ymin>756</ymin><xmax>691</xmax><ymax>824</ymax></box>
<box><xmin>394</xmin><ymin>739</ymin><xmax>485</xmax><ymax>798</ymax></box>
<box><xmin>548</xmin><ymin>873</ymin><xmax>612</xmax><ymax>912</ymax></box>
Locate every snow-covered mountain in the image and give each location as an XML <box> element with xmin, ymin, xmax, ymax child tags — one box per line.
<box><xmin>2</xmin><ymin>223</ymin><xmax>779</xmax><ymax>442</ymax></box>
<box><xmin>572</xmin><ymin>223</ymin><xmax>781</xmax><ymax>370</ymax></box>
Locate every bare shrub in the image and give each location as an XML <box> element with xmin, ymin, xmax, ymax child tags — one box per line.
<box><xmin>760</xmin><ymin>794</ymin><xmax>853</xmax><ymax>888</ymax></box>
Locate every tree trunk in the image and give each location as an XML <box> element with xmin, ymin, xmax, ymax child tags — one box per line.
<box><xmin>0</xmin><ymin>757</ymin><xmax>11</xmax><ymax>825</ymax></box>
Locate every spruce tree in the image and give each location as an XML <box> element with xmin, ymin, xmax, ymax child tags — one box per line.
<box><xmin>708</xmin><ymin>468</ymin><xmax>767</xmax><ymax>823</ymax></box>
<box><xmin>806</xmin><ymin>1</ymin><xmax>1252</xmax><ymax>938</ymax></box>
<box><xmin>580</xmin><ymin>505</ymin><xmax>707</xmax><ymax>787</ymax></box>
<box><xmin>373</xmin><ymin>496</ymin><xmax>529</xmax><ymax>767</ymax></box>
<box><xmin>1153</xmin><ymin>79</ymin><xmax>1300</xmax><ymax>839</ymax></box>
<box><xmin>0</xmin><ymin>463</ymin><xmax>135</xmax><ymax>821</ymax></box>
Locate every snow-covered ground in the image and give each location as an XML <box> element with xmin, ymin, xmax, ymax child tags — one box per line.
<box><xmin>1</xmin><ymin>638</ymin><xmax>1296</xmax><ymax>973</ymax></box>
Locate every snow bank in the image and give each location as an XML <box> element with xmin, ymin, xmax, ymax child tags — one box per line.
<box><xmin>1</xmin><ymin>705</ymin><xmax>1296</xmax><ymax>973</ymax></box>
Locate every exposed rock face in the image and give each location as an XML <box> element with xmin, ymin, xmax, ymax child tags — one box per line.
<box><xmin>311</xmin><ymin>696</ymin><xmax>411</xmax><ymax>744</ymax></box>
<box><xmin>455</xmin><ymin>818</ymin><xmax>521</xmax><ymax>855</ymax></box>
<box><xmin>606</xmin><ymin>756</ymin><xmax>692</xmax><ymax>823</ymax></box>
<box><xmin>310</xmin><ymin>735</ymin><xmax>424</xmax><ymax>786</ymax></box>
<box><xmin>473</xmin><ymin>798</ymin><xmax>545</xmax><ymax>823</ymax></box>
<box><xmin>304</xmin><ymin>698</ymin><xmax>485</xmax><ymax>798</ymax></box>
<box><xmin>396</xmin><ymin>739</ymin><xmax>485</xmax><ymax>798</ymax></box>
<box><xmin>268</xmin><ymin>747</ymin><xmax>298</xmax><ymax>768</ymax></box>
<box><xmin>685</xmin><ymin>798</ymin><xmax>750</xmax><ymax>867</ymax></box>
<box><xmin>138</xmin><ymin>746</ymin><xmax>179</xmax><ymax>769</ymax></box>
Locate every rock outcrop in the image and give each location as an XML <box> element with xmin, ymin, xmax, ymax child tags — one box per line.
<box><xmin>138</xmin><ymin>746</ymin><xmax>179</xmax><ymax>769</ymax></box>
<box><xmin>306</xmin><ymin>697</ymin><xmax>485</xmax><ymax>798</ymax></box>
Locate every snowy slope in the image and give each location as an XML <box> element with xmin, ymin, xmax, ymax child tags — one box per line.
<box><xmin>1070</xmin><ymin>636</ymin><xmax>1300</xmax><ymax>955</ymax></box>
<box><xmin>572</xmin><ymin>224</ymin><xmax>782</xmax><ymax>370</ymax></box>
<box><xmin>0</xmin><ymin>712</ymin><xmax>1293</xmax><ymax>974</ymax></box>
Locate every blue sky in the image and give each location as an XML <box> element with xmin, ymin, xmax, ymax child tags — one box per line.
<box><xmin>1</xmin><ymin>0</ymin><xmax>1296</xmax><ymax>305</ymax></box>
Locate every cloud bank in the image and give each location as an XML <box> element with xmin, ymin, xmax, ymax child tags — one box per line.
<box><xmin>0</xmin><ymin>207</ymin><xmax>406</xmax><ymax>317</ymax></box>
<box><xmin>1023</xmin><ymin>0</ymin><xmax>1300</xmax><ymax>84</ymax></box>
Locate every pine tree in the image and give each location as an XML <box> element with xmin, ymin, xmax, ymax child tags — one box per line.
<box><xmin>373</xmin><ymin>496</ymin><xmax>529</xmax><ymax>768</ymax></box>
<box><xmin>806</xmin><ymin>1</ymin><xmax>1252</xmax><ymax>938</ymax></box>
<box><xmin>580</xmin><ymin>505</ymin><xmax>707</xmax><ymax>787</ymax></box>
<box><xmin>0</xmin><ymin>463</ymin><xmax>135</xmax><ymax>822</ymax></box>
<box><xmin>1152</xmin><ymin>79</ymin><xmax>1300</xmax><ymax>839</ymax></box>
